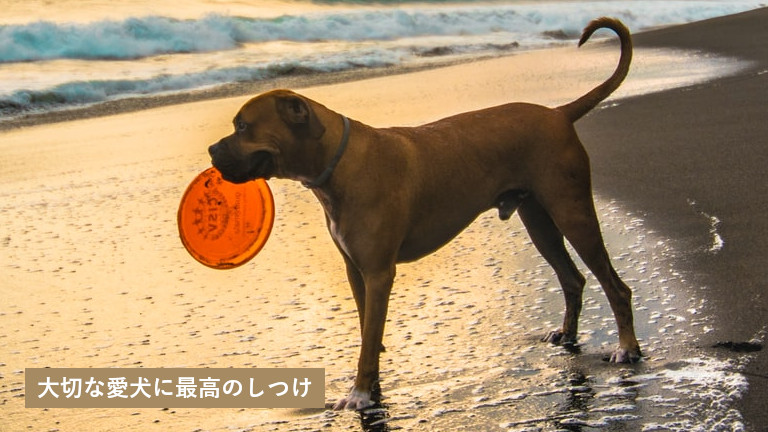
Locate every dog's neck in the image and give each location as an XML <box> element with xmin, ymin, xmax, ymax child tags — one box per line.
<box><xmin>302</xmin><ymin>115</ymin><xmax>350</xmax><ymax>189</ymax></box>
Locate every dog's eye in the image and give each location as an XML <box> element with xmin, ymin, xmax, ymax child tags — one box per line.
<box><xmin>235</xmin><ymin>119</ymin><xmax>248</xmax><ymax>133</ymax></box>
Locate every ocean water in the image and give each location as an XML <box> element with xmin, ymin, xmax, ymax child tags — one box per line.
<box><xmin>0</xmin><ymin>0</ymin><xmax>763</xmax><ymax>118</ymax></box>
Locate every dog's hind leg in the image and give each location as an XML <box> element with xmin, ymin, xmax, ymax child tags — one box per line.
<box><xmin>518</xmin><ymin>199</ymin><xmax>586</xmax><ymax>346</ymax></box>
<box><xmin>539</xmin><ymin>183</ymin><xmax>641</xmax><ymax>363</ymax></box>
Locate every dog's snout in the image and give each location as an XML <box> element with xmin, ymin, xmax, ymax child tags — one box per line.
<box><xmin>208</xmin><ymin>142</ymin><xmax>221</xmax><ymax>158</ymax></box>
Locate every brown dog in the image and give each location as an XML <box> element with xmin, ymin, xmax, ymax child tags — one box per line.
<box><xmin>209</xmin><ymin>17</ymin><xmax>641</xmax><ymax>410</ymax></box>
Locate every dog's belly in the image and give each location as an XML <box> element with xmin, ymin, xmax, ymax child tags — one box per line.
<box><xmin>396</xmin><ymin>207</ymin><xmax>488</xmax><ymax>263</ymax></box>
<box><xmin>397</xmin><ymin>237</ymin><xmax>461</xmax><ymax>263</ymax></box>
<box><xmin>394</xmin><ymin>182</ymin><xmax>527</xmax><ymax>263</ymax></box>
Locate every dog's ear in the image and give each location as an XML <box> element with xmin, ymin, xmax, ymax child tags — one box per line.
<box><xmin>275</xmin><ymin>94</ymin><xmax>326</xmax><ymax>139</ymax></box>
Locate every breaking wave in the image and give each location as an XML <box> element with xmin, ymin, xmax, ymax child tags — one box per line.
<box><xmin>1</xmin><ymin>1</ymin><xmax>762</xmax><ymax>63</ymax></box>
<box><xmin>0</xmin><ymin>0</ymin><xmax>763</xmax><ymax>117</ymax></box>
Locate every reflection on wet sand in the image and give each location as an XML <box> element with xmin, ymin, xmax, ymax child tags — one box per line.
<box><xmin>1</xmin><ymin>157</ymin><xmax>756</xmax><ymax>430</ymax></box>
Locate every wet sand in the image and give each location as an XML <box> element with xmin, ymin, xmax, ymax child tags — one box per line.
<box><xmin>2</xmin><ymin>8</ymin><xmax>767</xmax><ymax>431</ymax></box>
<box><xmin>578</xmin><ymin>7</ymin><xmax>768</xmax><ymax>430</ymax></box>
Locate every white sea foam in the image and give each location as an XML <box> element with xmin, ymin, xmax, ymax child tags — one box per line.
<box><xmin>1</xmin><ymin>1</ymin><xmax>762</xmax><ymax>63</ymax></box>
<box><xmin>0</xmin><ymin>0</ymin><xmax>763</xmax><ymax>116</ymax></box>
<box><xmin>686</xmin><ymin>199</ymin><xmax>726</xmax><ymax>254</ymax></box>
<box><xmin>635</xmin><ymin>357</ymin><xmax>749</xmax><ymax>432</ymax></box>
<box><xmin>708</xmin><ymin>215</ymin><xmax>725</xmax><ymax>253</ymax></box>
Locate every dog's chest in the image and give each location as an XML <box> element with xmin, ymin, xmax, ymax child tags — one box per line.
<box><xmin>313</xmin><ymin>190</ymin><xmax>353</xmax><ymax>257</ymax></box>
<box><xmin>328</xmin><ymin>218</ymin><xmax>353</xmax><ymax>258</ymax></box>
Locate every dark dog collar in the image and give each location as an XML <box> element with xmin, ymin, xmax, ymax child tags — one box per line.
<box><xmin>303</xmin><ymin>115</ymin><xmax>350</xmax><ymax>189</ymax></box>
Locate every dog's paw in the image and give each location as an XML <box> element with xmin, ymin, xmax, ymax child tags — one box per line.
<box><xmin>333</xmin><ymin>388</ymin><xmax>375</xmax><ymax>411</ymax></box>
<box><xmin>607</xmin><ymin>347</ymin><xmax>642</xmax><ymax>364</ymax></box>
<box><xmin>542</xmin><ymin>329</ymin><xmax>576</xmax><ymax>346</ymax></box>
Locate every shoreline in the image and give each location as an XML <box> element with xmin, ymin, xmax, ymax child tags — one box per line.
<box><xmin>0</xmin><ymin>56</ymin><xmax>488</xmax><ymax>132</ymax></box>
<box><xmin>0</xmin><ymin>14</ymin><xmax>750</xmax><ymax>133</ymax></box>
<box><xmin>577</xmin><ymin>7</ymin><xmax>768</xmax><ymax>430</ymax></box>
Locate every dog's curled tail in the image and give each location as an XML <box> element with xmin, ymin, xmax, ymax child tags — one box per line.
<box><xmin>557</xmin><ymin>17</ymin><xmax>632</xmax><ymax>122</ymax></box>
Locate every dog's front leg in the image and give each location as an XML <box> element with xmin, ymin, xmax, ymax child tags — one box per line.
<box><xmin>341</xmin><ymin>254</ymin><xmax>367</xmax><ymax>336</ymax></box>
<box><xmin>334</xmin><ymin>266</ymin><xmax>395</xmax><ymax>410</ymax></box>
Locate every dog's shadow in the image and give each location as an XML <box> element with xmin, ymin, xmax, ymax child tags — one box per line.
<box><xmin>321</xmin><ymin>383</ymin><xmax>395</xmax><ymax>431</ymax></box>
<box><xmin>331</xmin><ymin>344</ymin><xmax>584</xmax><ymax>431</ymax></box>
<box><xmin>293</xmin><ymin>401</ymin><xmax>393</xmax><ymax>431</ymax></box>
<box><xmin>352</xmin><ymin>384</ymin><xmax>395</xmax><ymax>431</ymax></box>
<box><xmin>358</xmin><ymin>402</ymin><xmax>394</xmax><ymax>432</ymax></box>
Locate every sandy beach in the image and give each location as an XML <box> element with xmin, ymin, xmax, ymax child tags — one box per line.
<box><xmin>2</xmin><ymin>8</ymin><xmax>767</xmax><ymax>431</ymax></box>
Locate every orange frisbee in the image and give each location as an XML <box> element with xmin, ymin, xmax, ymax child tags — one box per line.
<box><xmin>178</xmin><ymin>167</ymin><xmax>275</xmax><ymax>269</ymax></box>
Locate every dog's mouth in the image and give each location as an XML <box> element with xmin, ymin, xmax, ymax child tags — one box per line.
<box><xmin>245</xmin><ymin>151</ymin><xmax>275</xmax><ymax>181</ymax></box>
<box><xmin>214</xmin><ymin>151</ymin><xmax>275</xmax><ymax>184</ymax></box>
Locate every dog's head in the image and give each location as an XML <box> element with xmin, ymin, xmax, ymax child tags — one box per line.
<box><xmin>208</xmin><ymin>90</ymin><xmax>326</xmax><ymax>184</ymax></box>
